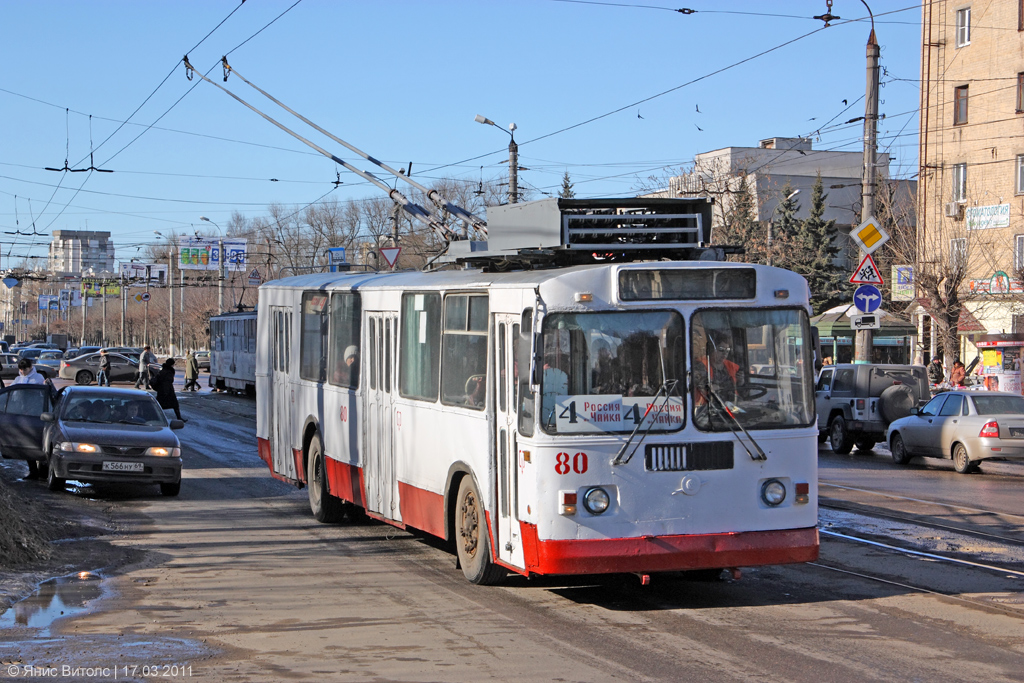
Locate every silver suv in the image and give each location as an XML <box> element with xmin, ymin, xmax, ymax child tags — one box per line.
<box><xmin>815</xmin><ymin>364</ymin><xmax>930</xmax><ymax>453</ymax></box>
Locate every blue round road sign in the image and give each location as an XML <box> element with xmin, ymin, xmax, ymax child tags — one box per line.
<box><xmin>854</xmin><ymin>284</ymin><xmax>882</xmax><ymax>313</ymax></box>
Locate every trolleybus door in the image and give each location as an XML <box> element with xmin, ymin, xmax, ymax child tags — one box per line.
<box><xmin>270</xmin><ymin>307</ymin><xmax>296</xmax><ymax>479</ymax></box>
<box><xmin>365</xmin><ymin>313</ymin><xmax>400</xmax><ymax>520</ymax></box>
<box><xmin>493</xmin><ymin>314</ymin><xmax>523</xmax><ymax>568</ymax></box>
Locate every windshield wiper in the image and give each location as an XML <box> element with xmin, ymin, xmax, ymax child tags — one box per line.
<box><xmin>704</xmin><ymin>383</ymin><xmax>767</xmax><ymax>462</ymax></box>
<box><xmin>612</xmin><ymin>379</ymin><xmax>680</xmax><ymax>466</ymax></box>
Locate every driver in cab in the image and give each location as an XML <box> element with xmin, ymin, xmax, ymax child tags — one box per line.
<box><xmin>694</xmin><ymin>332</ymin><xmax>743</xmax><ymax>406</ymax></box>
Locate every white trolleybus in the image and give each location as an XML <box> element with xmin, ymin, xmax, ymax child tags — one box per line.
<box><xmin>255</xmin><ymin>198</ymin><xmax>819</xmax><ymax>584</ymax></box>
<box><xmin>209</xmin><ymin>309</ymin><xmax>257</xmax><ymax>395</ymax></box>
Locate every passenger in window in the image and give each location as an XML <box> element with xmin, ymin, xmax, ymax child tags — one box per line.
<box><xmin>465</xmin><ymin>374</ymin><xmax>486</xmax><ymax>407</ymax></box>
<box><xmin>541</xmin><ymin>359</ymin><xmax>569</xmax><ymax>425</ymax></box>
<box><xmin>591</xmin><ymin>340</ymin><xmax>622</xmax><ymax>394</ymax></box>
<box><xmin>333</xmin><ymin>345</ymin><xmax>359</xmax><ymax>386</ymax></box>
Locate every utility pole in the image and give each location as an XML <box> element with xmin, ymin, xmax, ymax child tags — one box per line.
<box><xmin>101</xmin><ymin>279</ymin><xmax>106</xmax><ymax>345</ymax></box>
<box><xmin>855</xmin><ymin>7</ymin><xmax>879</xmax><ymax>364</ymax></box>
<box><xmin>120</xmin><ymin>270</ymin><xmax>126</xmax><ymax>346</ymax></box>
<box><xmin>508</xmin><ymin>127</ymin><xmax>518</xmax><ymax>204</ymax></box>
<box><xmin>80</xmin><ymin>285</ymin><xmax>87</xmax><ymax>346</ymax></box>
<box><xmin>218</xmin><ymin>239</ymin><xmax>225</xmax><ymax>314</ymax></box>
<box><xmin>168</xmin><ymin>245</ymin><xmax>175</xmax><ymax>356</ymax></box>
<box><xmin>144</xmin><ymin>265</ymin><xmax>151</xmax><ymax>347</ymax></box>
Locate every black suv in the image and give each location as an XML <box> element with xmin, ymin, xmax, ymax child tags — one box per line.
<box><xmin>815</xmin><ymin>364</ymin><xmax>930</xmax><ymax>453</ymax></box>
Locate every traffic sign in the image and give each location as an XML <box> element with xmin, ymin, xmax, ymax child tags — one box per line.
<box><xmin>849</xmin><ymin>216</ymin><xmax>889</xmax><ymax>255</ymax></box>
<box><xmin>139</xmin><ymin>291</ymin><xmax>151</xmax><ymax>303</ymax></box>
<box><xmin>248</xmin><ymin>268</ymin><xmax>262</xmax><ymax>287</ymax></box>
<box><xmin>854</xmin><ymin>284</ymin><xmax>882</xmax><ymax>313</ymax></box>
<box><xmin>850</xmin><ymin>313</ymin><xmax>880</xmax><ymax>330</ymax></box>
<box><xmin>850</xmin><ymin>253</ymin><xmax>884</xmax><ymax>285</ymax></box>
<box><xmin>380</xmin><ymin>247</ymin><xmax>401</xmax><ymax>268</ymax></box>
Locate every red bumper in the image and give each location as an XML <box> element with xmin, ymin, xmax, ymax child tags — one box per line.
<box><xmin>519</xmin><ymin>523</ymin><xmax>819</xmax><ymax>575</ymax></box>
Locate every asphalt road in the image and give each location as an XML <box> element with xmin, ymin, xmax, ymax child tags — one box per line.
<box><xmin>2</xmin><ymin>396</ymin><xmax>1023</xmax><ymax>682</ymax></box>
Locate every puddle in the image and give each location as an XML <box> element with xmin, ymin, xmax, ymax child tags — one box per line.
<box><xmin>0</xmin><ymin>571</ymin><xmax>104</xmax><ymax>633</ymax></box>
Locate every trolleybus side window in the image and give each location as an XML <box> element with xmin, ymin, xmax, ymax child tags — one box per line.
<box><xmin>300</xmin><ymin>292</ymin><xmax>329</xmax><ymax>382</ymax></box>
<box><xmin>516</xmin><ymin>311</ymin><xmax>535</xmax><ymax>437</ymax></box>
<box><xmin>368</xmin><ymin>317</ymin><xmax>377</xmax><ymax>390</ymax></box>
<box><xmin>399</xmin><ymin>292</ymin><xmax>441</xmax><ymax>401</ymax></box>
<box><xmin>328</xmin><ymin>292</ymin><xmax>361</xmax><ymax>389</ymax></box>
<box><xmin>540</xmin><ymin>310</ymin><xmax>685</xmax><ymax>434</ymax></box>
<box><xmin>691</xmin><ymin>308</ymin><xmax>815</xmax><ymax>432</ymax></box>
<box><xmin>441</xmin><ymin>294</ymin><xmax>488</xmax><ymax>410</ymax></box>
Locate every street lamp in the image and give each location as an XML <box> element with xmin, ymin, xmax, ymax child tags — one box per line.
<box><xmin>767</xmin><ymin>189</ymin><xmax>801</xmax><ymax>268</ymax></box>
<box><xmin>200</xmin><ymin>216</ymin><xmax>226</xmax><ymax>314</ymax></box>
<box><xmin>474</xmin><ymin>115</ymin><xmax>519</xmax><ymax>204</ymax></box>
<box><xmin>155</xmin><ymin>231</ymin><xmax>175</xmax><ymax>355</ymax></box>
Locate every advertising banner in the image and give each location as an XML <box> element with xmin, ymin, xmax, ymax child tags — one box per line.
<box><xmin>177</xmin><ymin>237</ymin><xmax>248</xmax><ymax>272</ymax></box>
<box><xmin>891</xmin><ymin>265</ymin><xmax>914</xmax><ymax>301</ymax></box>
<box><xmin>120</xmin><ymin>263</ymin><xmax>168</xmax><ymax>286</ymax></box>
<box><xmin>966</xmin><ymin>203</ymin><xmax>1011</xmax><ymax>230</ymax></box>
<box><xmin>81</xmin><ymin>278</ymin><xmax>121</xmax><ymax>297</ymax></box>
<box><xmin>38</xmin><ymin>295</ymin><xmax>58</xmax><ymax>311</ymax></box>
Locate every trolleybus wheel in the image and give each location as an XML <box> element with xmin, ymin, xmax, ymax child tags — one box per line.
<box><xmin>307</xmin><ymin>433</ymin><xmax>345</xmax><ymax>523</ymax></box>
<box><xmin>455</xmin><ymin>476</ymin><xmax>506</xmax><ymax>585</ymax></box>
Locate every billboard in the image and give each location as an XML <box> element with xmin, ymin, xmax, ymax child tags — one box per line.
<box><xmin>38</xmin><ymin>295</ymin><xmax>59</xmax><ymax>311</ymax></box>
<box><xmin>177</xmin><ymin>237</ymin><xmax>248</xmax><ymax>272</ymax></box>
<box><xmin>120</xmin><ymin>263</ymin><xmax>168</xmax><ymax>287</ymax></box>
<box><xmin>82</xmin><ymin>278</ymin><xmax>121</xmax><ymax>297</ymax></box>
<box><xmin>59</xmin><ymin>289</ymin><xmax>82</xmax><ymax>309</ymax></box>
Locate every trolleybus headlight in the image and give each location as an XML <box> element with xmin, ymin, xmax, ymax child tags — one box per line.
<box><xmin>760</xmin><ymin>479</ymin><xmax>786</xmax><ymax>506</ymax></box>
<box><xmin>583</xmin><ymin>487</ymin><xmax>610</xmax><ymax>514</ymax></box>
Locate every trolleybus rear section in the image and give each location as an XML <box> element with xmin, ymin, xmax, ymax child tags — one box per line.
<box><xmin>254</xmin><ymin>198</ymin><xmax>819</xmax><ymax>584</ymax></box>
<box><xmin>209</xmin><ymin>310</ymin><xmax>257</xmax><ymax>394</ymax></box>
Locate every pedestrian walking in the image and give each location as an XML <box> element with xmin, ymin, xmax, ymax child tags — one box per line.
<box><xmin>135</xmin><ymin>345</ymin><xmax>157</xmax><ymax>390</ymax></box>
<box><xmin>152</xmin><ymin>358</ymin><xmax>185</xmax><ymax>422</ymax></box>
<box><xmin>184</xmin><ymin>350</ymin><xmax>200</xmax><ymax>392</ymax></box>
<box><xmin>97</xmin><ymin>348</ymin><xmax>111</xmax><ymax>386</ymax></box>
<box><xmin>927</xmin><ymin>356</ymin><xmax>945</xmax><ymax>385</ymax></box>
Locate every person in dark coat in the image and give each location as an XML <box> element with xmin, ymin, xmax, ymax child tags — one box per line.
<box><xmin>152</xmin><ymin>358</ymin><xmax>185</xmax><ymax>421</ymax></box>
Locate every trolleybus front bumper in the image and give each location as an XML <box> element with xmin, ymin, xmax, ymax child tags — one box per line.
<box><xmin>517</xmin><ymin>523</ymin><xmax>818</xmax><ymax>575</ymax></box>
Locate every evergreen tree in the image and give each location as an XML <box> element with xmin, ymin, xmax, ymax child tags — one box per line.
<box><xmin>717</xmin><ymin>174</ymin><xmax>765</xmax><ymax>262</ymax></box>
<box><xmin>559</xmin><ymin>171</ymin><xmax>576</xmax><ymax>199</ymax></box>
<box><xmin>790</xmin><ymin>174</ymin><xmax>845</xmax><ymax>314</ymax></box>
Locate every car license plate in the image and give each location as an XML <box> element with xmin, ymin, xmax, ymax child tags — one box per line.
<box><xmin>102</xmin><ymin>461</ymin><xmax>145</xmax><ymax>472</ymax></box>
<box><xmin>1009</xmin><ymin>427</ymin><xmax>1024</xmax><ymax>438</ymax></box>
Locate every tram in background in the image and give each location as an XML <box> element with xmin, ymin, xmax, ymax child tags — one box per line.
<box><xmin>254</xmin><ymin>198</ymin><xmax>820</xmax><ymax>584</ymax></box>
<box><xmin>209</xmin><ymin>309</ymin><xmax>257</xmax><ymax>395</ymax></box>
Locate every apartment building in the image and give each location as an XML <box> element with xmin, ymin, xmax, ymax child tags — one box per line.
<box><xmin>49</xmin><ymin>230</ymin><xmax>115</xmax><ymax>275</ymax></box>
<box><xmin>919</xmin><ymin>0</ymin><xmax>1024</xmax><ymax>340</ymax></box>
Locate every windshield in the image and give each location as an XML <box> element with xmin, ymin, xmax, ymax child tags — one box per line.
<box><xmin>63</xmin><ymin>396</ymin><xmax>167</xmax><ymax>426</ymax></box>
<box><xmin>540</xmin><ymin>311</ymin><xmax>685</xmax><ymax>434</ymax></box>
<box><xmin>692</xmin><ymin>308</ymin><xmax>814</xmax><ymax>431</ymax></box>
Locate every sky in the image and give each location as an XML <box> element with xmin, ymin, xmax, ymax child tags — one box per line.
<box><xmin>0</xmin><ymin>1</ymin><xmax>923</xmax><ymax>268</ymax></box>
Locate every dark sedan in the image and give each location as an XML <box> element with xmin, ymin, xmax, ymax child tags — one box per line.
<box><xmin>41</xmin><ymin>386</ymin><xmax>184</xmax><ymax>495</ymax></box>
<box><xmin>59</xmin><ymin>352</ymin><xmax>157</xmax><ymax>385</ymax></box>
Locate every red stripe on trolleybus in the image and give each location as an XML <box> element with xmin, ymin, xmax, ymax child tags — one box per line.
<box><xmin>256</xmin><ymin>437</ymin><xmax>301</xmax><ymax>485</ymax></box>
<box><xmin>519</xmin><ymin>522</ymin><xmax>818</xmax><ymax>575</ymax></box>
<box><xmin>397</xmin><ymin>482</ymin><xmax>445</xmax><ymax>538</ymax></box>
<box><xmin>325</xmin><ymin>458</ymin><xmax>365</xmax><ymax>508</ymax></box>
<box><xmin>293</xmin><ymin>448</ymin><xmax>305</xmax><ymax>484</ymax></box>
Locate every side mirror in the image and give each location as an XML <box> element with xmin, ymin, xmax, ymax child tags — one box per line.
<box><xmin>169</xmin><ymin>419</ymin><xmax>185</xmax><ymax>430</ymax></box>
<box><xmin>40</xmin><ymin>412</ymin><xmax>55</xmax><ymax>422</ymax></box>
<box><xmin>908</xmin><ymin>407</ymin><xmax>919</xmax><ymax>416</ymax></box>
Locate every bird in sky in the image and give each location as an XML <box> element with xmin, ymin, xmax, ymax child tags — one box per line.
<box><xmin>694</xmin><ymin>123</ymin><xmax>703</xmax><ymax>131</ymax></box>
<box><xmin>637</xmin><ymin>110</ymin><xmax>643</xmax><ymax>119</ymax></box>
<box><xmin>695</xmin><ymin>103</ymin><xmax>701</xmax><ymax>113</ymax></box>
<box><xmin>842</xmin><ymin>99</ymin><xmax>848</xmax><ymax>105</ymax></box>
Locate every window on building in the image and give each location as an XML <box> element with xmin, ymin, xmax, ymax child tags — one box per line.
<box><xmin>299</xmin><ymin>292</ymin><xmax>329</xmax><ymax>382</ymax></box>
<box><xmin>1020</xmin><ymin>0</ymin><xmax>1024</xmax><ymax>31</ymax></box>
<box><xmin>956</xmin><ymin>7</ymin><xmax>971</xmax><ymax>46</ymax></box>
<box><xmin>1013</xmin><ymin>315</ymin><xmax>1024</xmax><ymax>333</ymax></box>
<box><xmin>1017</xmin><ymin>156</ymin><xmax>1024</xmax><ymax>194</ymax></box>
<box><xmin>1018</xmin><ymin>74</ymin><xmax>1024</xmax><ymax>112</ymax></box>
<box><xmin>399</xmin><ymin>292</ymin><xmax>441</xmax><ymax>401</ymax></box>
<box><xmin>954</xmin><ymin>85</ymin><xmax>969</xmax><ymax>125</ymax></box>
<box><xmin>440</xmin><ymin>294</ymin><xmax>489</xmax><ymax>410</ymax></box>
<box><xmin>1016</xmin><ymin>234</ymin><xmax>1024</xmax><ymax>272</ymax></box>
<box><xmin>952</xmin><ymin>163</ymin><xmax>967</xmax><ymax>202</ymax></box>
<box><xmin>951</xmin><ymin>238</ymin><xmax>967</xmax><ymax>272</ymax></box>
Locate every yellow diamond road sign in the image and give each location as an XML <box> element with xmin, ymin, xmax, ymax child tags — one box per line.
<box><xmin>850</xmin><ymin>216</ymin><xmax>889</xmax><ymax>255</ymax></box>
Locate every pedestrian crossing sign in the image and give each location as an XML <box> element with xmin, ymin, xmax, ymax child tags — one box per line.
<box><xmin>850</xmin><ymin>253</ymin><xmax>884</xmax><ymax>285</ymax></box>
